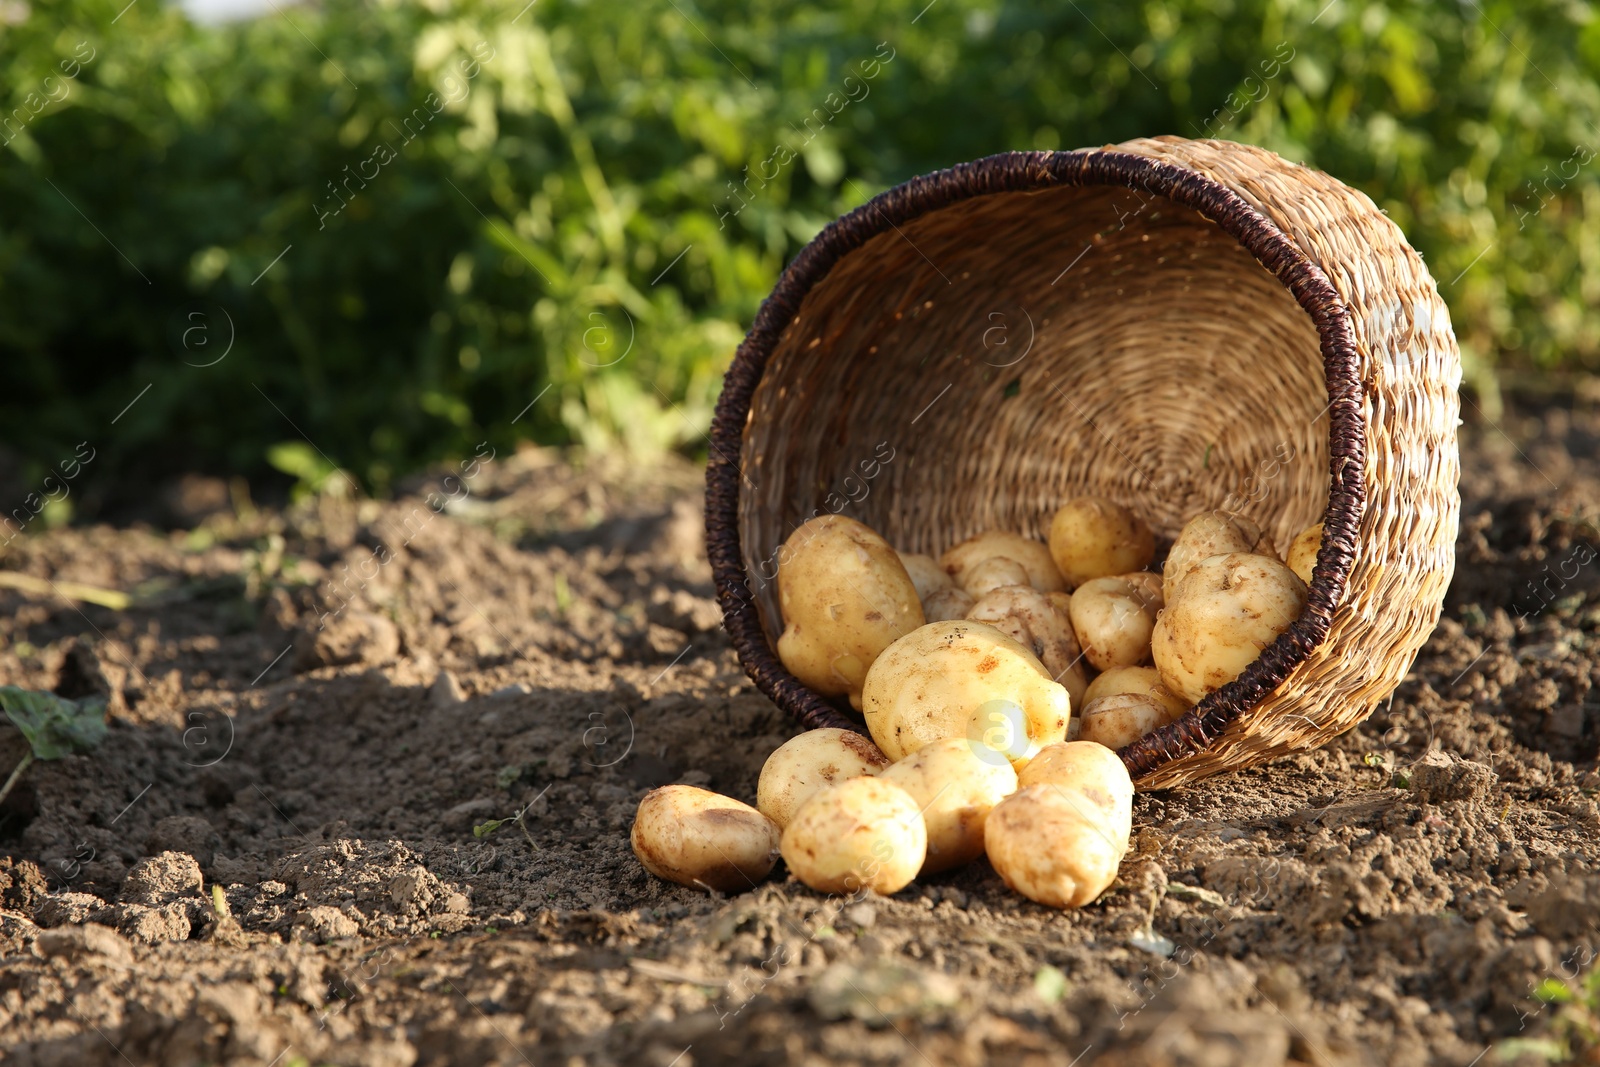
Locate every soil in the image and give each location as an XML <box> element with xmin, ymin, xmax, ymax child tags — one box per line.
<box><xmin>1</xmin><ymin>405</ymin><xmax>1598</xmax><ymax>1067</ymax></box>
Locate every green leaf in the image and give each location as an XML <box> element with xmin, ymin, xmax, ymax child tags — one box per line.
<box><xmin>472</xmin><ymin>819</ymin><xmax>506</xmax><ymax>838</ymax></box>
<box><xmin>0</xmin><ymin>687</ymin><xmax>109</xmax><ymax>761</ymax></box>
<box><xmin>1534</xmin><ymin>977</ymin><xmax>1575</xmax><ymax>1004</ymax></box>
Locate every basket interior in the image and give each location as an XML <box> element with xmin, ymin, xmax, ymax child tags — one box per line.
<box><xmin>740</xmin><ymin>183</ymin><xmax>1331</xmax><ymax>645</ymax></box>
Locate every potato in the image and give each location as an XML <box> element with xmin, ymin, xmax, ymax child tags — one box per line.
<box><xmin>962</xmin><ymin>556</ymin><xmax>1031</xmax><ymax>597</ymax></box>
<box><xmin>631</xmin><ymin>785</ymin><xmax>781</xmax><ymax>893</ymax></box>
<box><xmin>776</xmin><ymin>515</ymin><xmax>925</xmax><ymax>709</ymax></box>
<box><xmin>922</xmin><ymin>586</ymin><xmax>976</xmax><ymax>622</ymax></box>
<box><xmin>898</xmin><ymin>552</ymin><xmax>953</xmax><ymax>601</ymax></box>
<box><xmin>779</xmin><ymin>777</ymin><xmax>927</xmax><ymax>895</ymax></box>
<box><xmin>1152</xmin><ymin>552</ymin><xmax>1309</xmax><ymax>704</ymax></box>
<box><xmin>966</xmin><ymin>585</ymin><xmax>1089</xmax><ymax>708</ymax></box>
<box><xmin>1069</xmin><ymin>576</ymin><xmax>1160</xmax><ymax>672</ymax></box>
<box><xmin>879</xmin><ymin>737</ymin><xmax>1018</xmax><ymax>873</ymax></box>
<box><xmin>1015</xmin><ymin>740</ymin><xmax>1135</xmax><ymax>842</ymax></box>
<box><xmin>985</xmin><ymin>782</ymin><xmax>1131</xmax><ymax>909</ymax></box>
<box><xmin>1285</xmin><ymin>521</ymin><xmax>1323</xmax><ymax>586</ymax></box>
<box><xmin>757</xmin><ymin>728</ymin><xmax>890</xmax><ymax>830</ymax></box>
<box><xmin>940</xmin><ymin>530</ymin><xmax>1066</xmax><ymax>593</ymax></box>
<box><xmin>1081</xmin><ymin>668</ymin><xmax>1171</xmax><ymax>710</ymax></box>
<box><xmin>1048</xmin><ymin>497</ymin><xmax>1155</xmax><ymax>588</ymax></box>
<box><xmin>1162</xmin><ymin>511</ymin><xmax>1275</xmax><ymax>602</ymax></box>
<box><xmin>861</xmin><ymin>620</ymin><xmax>1071</xmax><ymax>764</ymax></box>
<box><xmin>1078</xmin><ymin>692</ymin><xmax>1186</xmax><ymax>751</ymax></box>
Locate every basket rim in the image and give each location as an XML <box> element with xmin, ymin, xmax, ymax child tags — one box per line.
<box><xmin>704</xmin><ymin>146</ymin><xmax>1368</xmax><ymax>783</ymax></box>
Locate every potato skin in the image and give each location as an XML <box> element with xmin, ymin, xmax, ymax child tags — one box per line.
<box><xmin>1078</xmin><ymin>692</ymin><xmax>1185</xmax><ymax>751</ymax></box>
<box><xmin>922</xmin><ymin>586</ymin><xmax>976</xmax><ymax>622</ymax></box>
<box><xmin>879</xmin><ymin>737</ymin><xmax>1018</xmax><ymax>873</ymax></box>
<box><xmin>1081</xmin><ymin>665</ymin><xmax>1189</xmax><ymax>717</ymax></box>
<box><xmin>861</xmin><ymin>621</ymin><xmax>1071</xmax><ymax>764</ymax></box>
<box><xmin>940</xmin><ymin>530</ymin><xmax>1066</xmax><ymax>593</ymax></box>
<box><xmin>962</xmin><ymin>556</ymin><xmax>1031</xmax><ymax>597</ymax></box>
<box><xmin>1069</xmin><ymin>576</ymin><xmax>1160</xmax><ymax>672</ymax></box>
<box><xmin>966</xmin><ymin>585</ymin><xmax>1089</xmax><ymax>709</ymax></box>
<box><xmin>1162</xmin><ymin>511</ymin><xmax>1275</xmax><ymax>602</ymax></box>
<box><xmin>779</xmin><ymin>777</ymin><xmax>927</xmax><ymax>895</ymax></box>
<box><xmin>756</xmin><ymin>728</ymin><xmax>890</xmax><ymax>830</ymax></box>
<box><xmin>1285</xmin><ymin>522</ymin><xmax>1324</xmax><ymax>586</ymax></box>
<box><xmin>985</xmin><ymin>783</ymin><xmax>1130</xmax><ymax>909</ymax></box>
<box><xmin>1015</xmin><ymin>740</ymin><xmax>1135</xmax><ymax>842</ymax></box>
<box><xmin>776</xmin><ymin>515</ymin><xmax>925</xmax><ymax>710</ymax></box>
<box><xmin>631</xmin><ymin>786</ymin><xmax>780</xmax><ymax>893</ymax></box>
<box><xmin>898</xmin><ymin>552</ymin><xmax>953</xmax><ymax>601</ymax></box>
<box><xmin>1152</xmin><ymin>552</ymin><xmax>1309</xmax><ymax>704</ymax></box>
<box><xmin>1048</xmin><ymin>497</ymin><xmax>1155</xmax><ymax>589</ymax></box>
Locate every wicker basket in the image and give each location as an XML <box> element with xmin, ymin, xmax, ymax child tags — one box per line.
<box><xmin>705</xmin><ymin>137</ymin><xmax>1461</xmax><ymax>790</ymax></box>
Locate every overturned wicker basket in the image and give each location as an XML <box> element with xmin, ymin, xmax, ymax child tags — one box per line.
<box><xmin>705</xmin><ymin>137</ymin><xmax>1461</xmax><ymax>790</ymax></box>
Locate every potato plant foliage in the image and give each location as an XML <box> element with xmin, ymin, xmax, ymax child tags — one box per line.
<box><xmin>2</xmin><ymin>0</ymin><xmax>1596</xmax><ymax>504</ymax></box>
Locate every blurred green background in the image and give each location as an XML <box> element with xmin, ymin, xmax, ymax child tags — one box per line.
<box><xmin>3</xmin><ymin>0</ymin><xmax>1598</xmax><ymax>515</ymax></box>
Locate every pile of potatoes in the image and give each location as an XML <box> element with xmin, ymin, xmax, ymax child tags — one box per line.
<box><xmin>631</xmin><ymin>498</ymin><xmax>1322</xmax><ymax>910</ymax></box>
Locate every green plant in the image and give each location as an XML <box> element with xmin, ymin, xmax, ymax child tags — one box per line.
<box><xmin>0</xmin><ymin>686</ymin><xmax>109</xmax><ymax>805</ymax></box>
<box><xmin>3</xmin><ymin>0</ymin><xmax>1596</xmax><ymax>507</ymax></box>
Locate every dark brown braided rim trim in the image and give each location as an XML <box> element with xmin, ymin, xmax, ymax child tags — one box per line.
<box><xmin>704</xmin><ymin>148</ymin><xmax>1367</xmax><ymax>782</ymax></box>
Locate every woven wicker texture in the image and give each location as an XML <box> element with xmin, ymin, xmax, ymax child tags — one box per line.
<box><xmin>706</xmin><ymin>137</ymin><xmax>1461</xmax><ymax>789</ymax></box>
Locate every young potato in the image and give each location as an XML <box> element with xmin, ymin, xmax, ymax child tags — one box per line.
<box><xmin>631</xmin><ymin>786</ymin><xmax>781</xmax><ymax>893</ymax></box>
<box><xmin>779</xmin><ymin>777</ymin><xmax>927</xmax><ymax>895</ymax></box>
<box><xmin>880</xmin><ymin>737</ymin><xmax>1017</xmax><ymax>873</ymax></box>
<box><xmin>1069</xmin><ymin>576</ymin><xmax>1160</xmax><ymax>672</ymax></box>
<box><xmin>757</xmin><ymin>728</ymin><xmax>890</xmax><ymax>830</ymax></box>
<box><xmin>985</xmin><ymin>782</ymin><xmax>1131</xmax><ymax>909</ymax></box>
<box><xmin>1285</xmin><ymin>521</ymin><xmax>1324</xmax><ymax>586</ymax></box>
<box><xmin>966</xmin><ymin>585</ymin><xmax>1089</xmax><ymax>709</ymax></box>
<box><xmin>962</xmin><ymin>556</ymin><xmax>1032</xmax><ymax>597</ymax></box>
<box><xmin>1048</xmin><ymin>497</ymin><xmax>1155</xmax><ymax>588</ymax></box>
<box><xmin>1152</xmin><ymin>552</ymin><xmax>1309</xmax><ymax>704</ymax></box>
<box><xmin>1081</xmin><ymin>666</ymin><xmax>1188</xmax><ymax>718</ymax></box>
<box><xmin>861</xmin><ymin>620</ymin><xmax>1071</xmax><ymax>764</ymax></box>
<box><xmin>940</xmin><ymin>530</ymin><xmax>1066</xmax><ymax>593</ymax></box>
<box><xmin>1015</xmin><ymin>740</ymin><xmax>1135</xmax><ymax>842</ymax></box>
<box><xmin>1162</xmin><ymin>511</ymin><xmax>1277</xmax><ymax>602</ymax></box>
<box><xmin>898</xmin><ymin>552</ymin><xmax>953</xmax><ymax>601</ymax></box>
<box><xmin>1078</xmin><ymin>693</ymin><xmax>1186</xmax><ymax>751</ymax></box>
<box><xmin>922</xmin><ymin>586</ymin><xmax>976</xmax><ymax>622</ymax></box>
<box><xmin>776</xmin><ymin>515</ymin><xmax>925</xmax><ymax>710</ymax></box>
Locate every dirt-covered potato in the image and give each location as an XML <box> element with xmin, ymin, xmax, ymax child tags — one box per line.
<box><xmin>984</xmin><ymin>780</ymin><xmax>1132</xmax><ymax>909</ymax></box>
<box><xmin>861</xmin><ymin>620</ymin><xmax>1071</xmax><ymax>764</ymax></box>
<box><xmin>940</xmin><ymin>531</ymin><xmax>1066</xmax><ymax>593</ymax></box>
<box><xmin>966</xmin><ymin>585</ymin><xmax>1089</xmax><ymax>708</ymax></box>
<box><xmin>922</xmin><ymin>586</ymin><xmax>976</xmax><ymax>622</ymax></box>
<box><xmin>1048</xmin><ymin>497</ymin><xmax>1155</xmax><ymax>588</ymax></box>
<box><xmin>1162</xmin><ymin>511</ymin><xmax>1276</xmax><ymax>602</ymax></box>
<box><xmin>1068</xmin><ymin>576</ymin><xmax>1160</xmax><ymax>672</ymax></box>
<box><xmin>1081</xmin><ymin>665</ymin><xmax>1188</xmax><ymax>718</ymax></box>
<box><xmin>1015</xmin><ymin>740</ymin><xmax>1135</xmax><ymax>842</ymax></box>
<box><xmin>1078</xmin><ymin>692</ymin><xmax>1186</xmax><ymax>751</ymax></box>
<box><xmin>962</xmin><ymin>556</ymin><xmax>1032</xmax><ymax>597</ymax></box>
<box><xmin>776</xmin><ymin>515</ymin><xmax>925</xmax><ymax>710</ymax></box>
<box><xmin>1152</xmin><ymin>552</ymin><xmax>1309</xmax><ymax>704</ymax></box>
<box><xmin>756</xmin><ymin>728</ymin><xmax>890</xmax><ymax>830</ymax></box>
<box><xmin>879</xmin><ymin>737</ymin><xmax>1018</xmax><ymax>873</ymax></box>
<box><xmin>898</xmin><ymin>552</ymin><xmax>953</xmax><ymax>601</ymax></box>
<box><xmin>778</xmin><ymin>777</ymin><xmax>927</xmax><ymax>895</ymax></box>
<box><xmin>1285</xmin><ymin>521</ymin><xmax>1323</xmax><ymax>586</ymax></box>
<box><xmin>631</xmin><ymin>786</ymin><xmax>780</xmax><ymax>893</ymax></box>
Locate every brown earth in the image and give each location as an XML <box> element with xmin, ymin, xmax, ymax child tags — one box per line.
<box><xmin>0</xmin><ymin>405</ymin><xmax>1598</xmax><ymax>1067</ymax></box>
